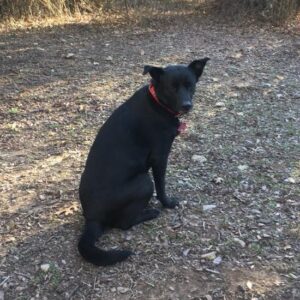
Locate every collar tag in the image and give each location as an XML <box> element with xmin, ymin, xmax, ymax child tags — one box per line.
<box><xmin>178</xmin><ymin>122</ymin><xmax>187</xmax><ymax>134</ymax></box>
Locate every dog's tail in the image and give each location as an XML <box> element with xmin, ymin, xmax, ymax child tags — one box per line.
<box><xmin>78</xmin><ymin>221</ymin><xmax>133</xmax><ymax>266</ymax></box>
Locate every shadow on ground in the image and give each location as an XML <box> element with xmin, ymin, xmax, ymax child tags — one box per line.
<box><xmin>1</xmin><ymin>16</ymin><xmax>299</xmax><ymax>299</ymax></box>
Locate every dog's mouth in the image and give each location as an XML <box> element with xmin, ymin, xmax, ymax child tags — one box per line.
<box><xmin>178</xmin><ymin>110</ymin><xmax>189</xmax><ymax>115</ymax></box>
<box><xmin>179</xmin><ymin>106</ymin><xmax>193</xmax><ymax>115</ymax></box>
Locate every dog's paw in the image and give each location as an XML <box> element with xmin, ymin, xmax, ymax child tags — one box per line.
<box><xmin>161</xmin><ymin>197</ymin><xmax>179</xmax><ymax>209</ymax></box>
<box><xmin>145</xmin><ymin>208</ymin><xmax>160</xmax><ymax>218</ymax></box>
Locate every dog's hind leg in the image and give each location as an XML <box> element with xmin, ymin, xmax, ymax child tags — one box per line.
<box><xmin>113</xmin><ymin>173</ymin><xmax>159</xmax><ymax>230</ymax></box>
<box><xmin>116</xmin><ymin>205</ymin><xmax>160</xmax><ymax>230</ymax></box>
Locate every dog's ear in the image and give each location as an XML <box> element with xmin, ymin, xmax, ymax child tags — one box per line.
<box><xmin>188</xmin><ymin>58</ymin><xmax>210</xmax><ymax>80</ymax></box>
<box><xmin>143</xmin><ymin>65</ymin><xmax>164</xmax><ymax>81</ymax></box>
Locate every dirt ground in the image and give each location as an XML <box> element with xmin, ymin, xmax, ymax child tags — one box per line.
<box><xmin>0</xmin><ymin>14</ymin><xmax>299</xmax><ymax>300</ymax></box>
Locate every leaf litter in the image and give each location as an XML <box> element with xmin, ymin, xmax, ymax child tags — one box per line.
<box><xmin>0</xmin><ymin>15</ymin><xmax>299</xmax><ymax>300</ymax></box>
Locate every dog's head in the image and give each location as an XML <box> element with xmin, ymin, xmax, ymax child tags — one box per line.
<box><xmin>143</xmin><ymin>58</ymin><xmax>209</xmax><ymax>114</ymax></box>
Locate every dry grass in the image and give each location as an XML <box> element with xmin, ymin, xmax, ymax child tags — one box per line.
<box><xmin>0</xmin><ymin>12</ymin><xmax>127</xmax><ymax>33</ymax></box>
<box><xmin>1</xmin><ymin>0</ymin><xmax>299</xmax><ymax>27</ymax></box>
<box><xmin>0</xmin><ymin>1</ymin><xmax>208</xmax><ymax>33</ymax></box>
<box><xmin>210</xmin><ymin>0</ymin><xmax>300</xmax><ymax>23</ymax></box>
<box><xmin>0</xmin><ymin>0</ymin><xmax>192</xmax><ymax>19</ymax></box>
<box><xmin>0</xmin><ymin>0</ymin><xmax>95</xmax><ymax>18</ymax></box>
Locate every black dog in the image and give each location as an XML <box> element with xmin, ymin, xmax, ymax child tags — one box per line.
<box><xmin>78</xmin><ymin>58</ymin><xmax>209</xmax><ymax>266</ymax></box>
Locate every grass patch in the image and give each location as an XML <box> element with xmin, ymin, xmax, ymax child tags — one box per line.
<box><xmin>8</xmin><ymin>107</ymin><xmax>19</xmax><ymax>114</ymax></box>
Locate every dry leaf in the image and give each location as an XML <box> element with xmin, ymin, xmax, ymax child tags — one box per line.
<box><xmin>55</xmin><ymin>203</ymin><xmax>79</xmax><ymax>216</ymax></box>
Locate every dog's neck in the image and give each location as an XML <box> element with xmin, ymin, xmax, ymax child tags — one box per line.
<box><xmin>148</xmin><ymin>83</ymin><xmax>187</xmax><ymax>135</ymax></box>
<box><xmin>148</xmin><ymin>83</ymin><xmax>181</xmax><ymax>117</ymax></box>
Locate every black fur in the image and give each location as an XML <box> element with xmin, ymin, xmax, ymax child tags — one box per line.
<box><xmin>78</xmin><ymin>58</ymin><xmax>209</xmax><ymax>266</ymax></box>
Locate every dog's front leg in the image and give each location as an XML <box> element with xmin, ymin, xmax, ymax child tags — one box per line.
<box><xmin>152</xmin><ymin>155</ymin><xmax>178</xmax><ymax>209</ymax></box>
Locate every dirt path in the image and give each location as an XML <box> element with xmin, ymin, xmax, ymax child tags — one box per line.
<box><xmin>0</xmin><ymin>17</ymin><xmax>299</xmax><ymax>299</ymax></box>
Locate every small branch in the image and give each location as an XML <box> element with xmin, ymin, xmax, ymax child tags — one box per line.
<box><xmin>204</xmin><ymin>268</ymin><xmax>220</xmax><ymax>275</ymax></box>
<box><xmin>0</xmin><ymin>276</ymin><xmax>10</xmax><ymax>287</ymax></box>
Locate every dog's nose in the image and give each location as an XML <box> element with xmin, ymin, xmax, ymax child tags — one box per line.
<box><xmin>181</xmin><ymin>104</ymin><xmax>192</xmax><ymax>112</ymax></box>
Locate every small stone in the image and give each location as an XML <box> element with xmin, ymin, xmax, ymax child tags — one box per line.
<box><xmin>125</xmin><ymin>234</ymin><xmax>133</xmax><ymax>241</ymax></box>
<box><xmin>111</xmin><ymin>287</ymin><xmax>116</xmax><ymax>292</ymax></box>
<box><xmin>238</xmin><ymin>165</ymin><xmax>249</xmax><ymax>171</ymax></box>
<box><xmin>250</xmin><ymin>209</ymin><xmax>261</xmax><ymax>215</ymax></box>
<box><xmin>7</xmin><ymin>236</ymin><xmax>16</xmax><ymax>242</ymax></box>
<box><xmin>65</xmin><ymin>53</ymin><xmax>75</xmax><ymax>59</ymax></box>
<box><xmin>259</xmin><ymin>218</ymin><xmax>272</xmax><ymax>224</ymax></box>
<box><xmin>213</xmin><ymin>256</ymin><xmax>222</xmax><ymax>265</ymax></box>
<box><xmin>39</xmin><ymin>194</ymin><xmax>46</xmax><ymax>200</ymax></box>
<box><xmin>117</xmin><ymin>287</ymin><xmax>129</xmax><ymax>294</ymax></box>
<box><xmin>169</xmin><ymin>286</ymin><xmax>175</xmax><ymax>291</ymax></box>
<box><xmin>205</xmin><ymin>295</ymin><xmax>213</xmax><ymax>300</ymax></box>
<box><xmin>203</xmin><ymin>204</ymin><xmax>217</xmax><ymax>212</ymax></box>
<box><xmin>246</xmin><ymin>281</ymin><xmax>253</xmax><ymax>290</ymax></box>
<box><xmin>233</xmin><ymin>237</ymin><xmax>246</xmax><ymax>248</ymax></box>
<box><xmin>262</xmin><ymin>233</ymin><xmax>271</xmax><ymax>238</ymax></box>
<box><xmin>284</xmin><ymin>177</ymin><xmax>296</xmax><ymax>184</ymax></box>
<box><xmin>261</xmin><ymin>82</ymin><xmax>272</xmax><ymax>87</ymax></box>
<box><xmin>261</xmin><ymin>185</ymin><xmax>268</xmax><ymax>191</ymax></box>
<box><xmin>183</xmin><ymin>249</ymin><xmax>190</xmax><ymax>256</ymax></box>
<box><xmin>212</xmin><ymin>177</ymin><xmax>224</xmax><ymax>184</ymax></box>
<box><xmin>140</xmin><ymin>49</ymin><xmax>145</xmax><ymax>55</ymax></box>
<box><xmin>105</xmin><ymin>56</ymin><xmax>113</xmax><ymax>61</ymax></box>
<box><xmin>191</xmin><ymin>155</ymin><xmax>207</xmax><ymax>163</ymax></box>
<box><xmin>40</xmin><ymin>263</ymin><xmax>50</xmax><ymax>272</ymax></box>
<box><xmin>215</xmin><ymin>101</ymin><xmax>225</xmax><ymax>107</ymax></box>
<box><xmin>93</xmin><ymin>62</ymin><xmax>99</xmax><ymax>65</ymax></box>
<box><xmin>229</xmin><ymin>92</ymin><xmax>239</xmax><ymax>98</ymax></box>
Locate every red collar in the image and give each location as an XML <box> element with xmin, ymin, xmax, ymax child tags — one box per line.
<box><xmin>148</xmin><ymin>83</ymin><xmax>180</xmax><ymax>117</ymax></box>
<box><xmin>148</xmin><ymin>83</ymin><xmax>187</xmax><ymax>135</ymax></box>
